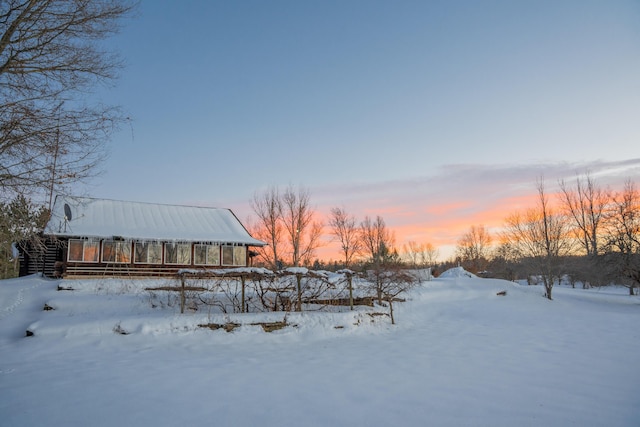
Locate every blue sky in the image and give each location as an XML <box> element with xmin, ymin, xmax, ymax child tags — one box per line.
<box><xmin>91</xmin><ymin>0</ymin><xmax>640</xmax><ymax>258</ymax></box>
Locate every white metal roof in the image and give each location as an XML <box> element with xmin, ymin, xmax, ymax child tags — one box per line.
<box><xmin>45</xmin><ymin>196</ymin><xmax>266</xmax><ymax>246</ymax></box>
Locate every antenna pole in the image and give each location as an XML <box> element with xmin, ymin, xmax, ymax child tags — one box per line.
<box><xmin>48</xmin><ymin>120</ymin><xmax>61</xmax><ymax>211</ymax></box>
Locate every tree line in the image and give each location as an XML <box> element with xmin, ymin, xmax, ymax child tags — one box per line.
<box><xmin>453</xmin><ymin>175</ymin><xmax>640</xmax><ymax>299</ymax></box>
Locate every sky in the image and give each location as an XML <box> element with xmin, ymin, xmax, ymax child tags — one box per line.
<box><xmin>89</xmin><ymin>0</ymin><xmax>640</xmax><ymax>260</ymax></box>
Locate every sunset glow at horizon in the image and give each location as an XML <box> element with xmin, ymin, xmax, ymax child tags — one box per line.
<box><xmin>311</xmin><ymin>193</ymin><xmax>566</xmax><ymax>263</ymax></box>
<box><xmin>233</xmin><ymin>160</ymin><xmax>640</xmax><ymax>264</ymax></box>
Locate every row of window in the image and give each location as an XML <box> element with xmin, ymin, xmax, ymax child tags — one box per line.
<box><xmin>67</xmin><ymin>239</ymin><xmax>247</xmax><ymax>266</ymax></box>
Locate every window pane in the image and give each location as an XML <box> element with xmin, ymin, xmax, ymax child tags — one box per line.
<box><xmin>68</xmin><ymin>240</ymin><xmax>83</xmax><ymax>261</ymax></box>
<box><xmin>84</xmin><ymin>241</ymin><xmax>99</xmax><ymax>262</ymax></box>
<box><xmin>134</xmin><ymin>242</ymin><xmax>148</xmax><ymax>263</ymax></box>
<box><xmin>177</xmin><ymin>244</ymin><xmax>191</xmax><ymax>264</ymax></box>
<box><xmin>222</xmin><ymin>246</ymin><xmax>234</xmax><ymax>265</ymax></box>
<box><xmin>233</xmin><ymin>246</ymin><xmax>246</xmax><ymax>266</ymax></box>
<box><xmin>207</xmin><ymin>245</ymin><xmax>220</xmax><ymax>266</ymax></box>
<box><xmin>102</xmin><ymin>241</ymin><xmax>116</xmax><ymax>262</ymax></box>
<box><xmin>165</xmin><ymin>243</ymin><xmax>177</xmax><ymax>264</ymax></box>
<box><xmin>103</xmin><ymin>241</ymin><xmax>130</xmax><ymax>263</ymax></box>
<box><xmin>134</xmin><ymin>242</ymin><xmax>161</xmax><ymax>264</ymax></box>
<box><xmin>194</xmin><ymin>245</ymin><xmax>207</xmax><ymax>265</ymax></box>
<box><xmin>148</xmin><ymin>243</ymin><xmax>162</xmax><ymax>264</ymax></box>
<box><xmin>117</xmin><ymin>242</ymin><xmax>131</xmax><ymax>263</ymax></box>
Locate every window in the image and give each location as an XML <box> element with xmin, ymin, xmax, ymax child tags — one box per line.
<box><xmin>233</xmin><ymin>246</ymin><xmax>246</xmax><ymax>266</ymax></box>
<box><xmin>102</xmin><ymin>241</ymin><xmax>131</xmax><ymax>263</ymax></box>
<box><xmin>165</xmin><ymin>242</ymin><xmax>191</xmax><ymax>265</ymax></box>
<box><xmin>222</xmin><ymin>246</ymin><xmax>233</xmax><ymax>266</ymax></box>
<box><xmin>67</xmin><ymin>239</ymin><xmax>99</xmax><ymax>262</ymax></box>
<box><xmin>134</xmin><ymin>241</ymin><xmax>162</xmax><ymax>264</ymax></box>
<box><xmin>221</xmin><ymin>245</ymin><xmax>246</xmax><ymax>266</ymax></box>
<box><xmin>194</xmin><ymin>244</ymin><xmax>220</xmax><ymax>266</ymax></box>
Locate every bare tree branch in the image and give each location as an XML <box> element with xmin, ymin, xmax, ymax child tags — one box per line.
<box><xmin>500</xmin><ymin>178</ymin><xmax>574</xmax><ymax>300</ymax></box>
<box><xmin>329</xmin><ymin>206</ymin><xmax>361</xmax><ymax>268</ymax></box>
<box><xmin>456</xmin><ymin>225</ymin><xmax>492</xmax><ymax>273</ymax></box>
<box><xmin>0</xmin><ymin>0</ymin><xmax>136</xmax><ymax>201</ymax></box>
<box><xmin>559</xmin><ymin>172</ymin><xmax>608</xmax><ymax>256</ymax></box>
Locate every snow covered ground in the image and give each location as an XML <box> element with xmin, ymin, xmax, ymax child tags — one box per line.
<box><xmin>1</xmin><ymin>270</ymin><xmax>639</xmax><ymax>426</ymax></box>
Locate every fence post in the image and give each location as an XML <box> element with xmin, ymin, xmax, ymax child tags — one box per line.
<box><xmin>180</xmin><ymin>275</ymin><xmax>186</xmax><ymax>314</ymax></box>
<box><xmin>347</xmin><ymin>272</ymin><xmax>354</xmax><ymax>311</ymax></box>
<box><xmin>241</xmin><ymin>276</ymin><xmax>246</xmax><ymax>313</ymax></box>
<box><xmin>296</xmin><ymin>273</ymin><xmax>302</xmax><ymax>312</ymax></box>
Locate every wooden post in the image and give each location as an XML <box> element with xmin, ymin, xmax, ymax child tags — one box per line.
<box><xmin>347</xmin><ymin>273</ymin><xmax>353</xmax><ymax>310</ymax></box>
<box><xmin>345</xmin><ymin>272</ymin><xmax>353</xmax><ymax>310</ymax></box>
<box><xmin>180</xmin><ymin>275</ymin><xmax>186</xmax><ymax>314</ymax></box>
<box><xmin>241</xmin><ymin>276</ymin><xmax>246</xmax><ymax>313</ymax></box>
<box><xmin>296</xmin><ymin>273</ymin><xmax>302</xmax><ymax>312</ymax></box>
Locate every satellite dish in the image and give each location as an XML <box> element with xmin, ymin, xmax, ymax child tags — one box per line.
<box><xmin>63</xmin><ymin>203</ymin><xmax>73</xmax><ymax>221</ymax></box>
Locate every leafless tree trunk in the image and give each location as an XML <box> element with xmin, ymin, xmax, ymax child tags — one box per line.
<box><xmin>360</xmin><ymin>215</ymin><xmax>396</xmax><ymax>304</ymax></box>
<box><xmin>501</xmin><ymin>179</ymin><xmax>573</xmax><ymax>300</ymax></box>
<box><xmin>281</xmin><ymin>185</ymin><xmax>323</xmax><ymax>267</ymax></box>
<box><xmin>603</xmin><ymin>180</ymin><xmax>640</xmax><ymax>295</ymax></box>
<box><xmin>250</xmin><ymin>185</ymin><xmax>323</xmax><ymax>268</ymax></box>
<box><xmin>360</xmin><ymin>216</ymin><xmax>393</xmax><ymax>266</ymax></box>
<box><xmin>250</xmin><ymin>186</ymin><xmax>284</xmax><ymax>269</ymax></box>
<box><xmin>378</xmin><ymin>268</ymin><xmax>417</xmax><ymax>325</ymax></box>
<box><xmin>329</xmin><ymin>206</ymin><xmax>361</xmax><ymax>268</ymax></box>
<box><xmin>0</xmin><ymin>0</ymin><xmax>135</xmax><ymax>200</ymax></box>
<box><xmin>559</xmin><ymin>173</ymin><xmax>608</xmax><ymax>256</ymax></box>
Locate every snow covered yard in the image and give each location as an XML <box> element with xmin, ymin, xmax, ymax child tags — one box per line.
<box><xmin>1</xmin><ymin>272</ymin><xmax>639</xmax><ymax>427</ymax></box>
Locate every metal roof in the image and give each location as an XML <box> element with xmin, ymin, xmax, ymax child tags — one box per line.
<box><xmin>45</xmin><ymin>196</ymin><xmax>266</xmax><ymax>246</ymax></box>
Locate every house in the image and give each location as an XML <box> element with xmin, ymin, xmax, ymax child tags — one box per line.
<box><xmin>19</xmin><ymin>196</ymin><xmax>266</xmax><ymax>278</ymax></box>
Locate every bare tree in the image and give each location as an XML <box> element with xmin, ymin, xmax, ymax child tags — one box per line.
<box><xmin>0</xmin><ymin>0</ymin><xmax>136</xmax><ymax>200</ymax></box>
<box><xmin>281</xmin><ymin>185</ymin><xmax>323</xmax><ymax>267</ymax></box>
<box><xmin>488</xmin><ymin>241</ymin><xmax>520</xmax><ymax>281</ymax></box>
<box><xmin>360</xmin><ymin>216</ymin><xmax>394</xmax><ymax>265</ymax></box>
<box><xmin>403</xmin><ymin>240</ymin><xmax>439</xmax><ymax>267</ymax></box>
<box><xmin>375</xmin><ymin>267</ymin><xmax>417</xmax><ymax>325</ymax></box>
<box><xmin>456</xmin><ymin>225</ymin><xmax>492</xmax><ymax>273</ymax></box>
<box><xmin>559</xmin><ymin>173</ymin><xmax>608</xmax><ymax>256</ymax></box>
<box><xmin>402</xmin><ymin>241</ymin><xmax>421</xmax><ymax>267</ymax></box>
<box><xmin>501</xmin><ymin>179</ymin><xmax>574</xmax><ymax>300</ymax></box>
<box><xmin>422</xmin><ymin>242</ymin><xmax>439</xmax><ymax>267</ymax></box>
<box><xmin>329</xmin><ymin>206</ymin><xmax>361</xmax><ymax>268</ymax></box>
<box><xmin>250</xmin><ymin>186</ymin><xmax>284</xmax><ymax>269</ymax></box>
<box><xmin>360</xmin><ymin>215</ymin><xmax>398</xmax><ymax>304</ymax></box>
<box><xmin>603</xmin><ymin>180</ymin><xmax>640</xmax><ymax>295</ymax></box>
<box><xmin>250</xmin><ymin>185</ymin><xmax>323</xmax><ymax>268</ymax></box>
